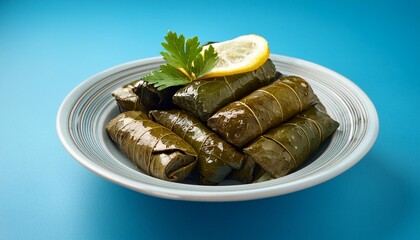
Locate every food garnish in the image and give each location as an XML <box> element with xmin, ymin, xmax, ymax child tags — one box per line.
<box><xmin>143</xmin><ymin>32</ymin><xmax>271</xmax><ymax>90</ymax></box>
<box><xmin>201</xmin><ymin>34</ymin><xmax>270</xmax><ymax>78</ymax></box>
<box><xmin>143</xmin><ymin>31</ymin><xmax>218</xmax><ymax>90</ymax></box>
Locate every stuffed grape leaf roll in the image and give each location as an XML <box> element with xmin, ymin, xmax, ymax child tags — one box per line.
<box><xmin>149</xmin><ymin>110</ymin><xmax>245</xmax><ymax>185</ymax></box>
<box><xmin>133</xmin><ymin>80</ymin><xmax>179</xmax><ymax>111</ymax></box>
<box><xmin>112</xmin><ymin>80</ymin><xmax>179</xmax><ymax>113</ymax></box>
<box><xmin>252</xmin><ymin>167</ymin><xmax>273</xmax><ymax>183</ymax></box>
<box><xmin>172</xmin><ymin>59</ymin><xmax>278</xmax><ymax>121</ymax></box>
<box><xmin>111</xmin><ymin>80</ymin><xmax>144</xmax><ymax>112</ymax></box>
<box><xmin>207</xmin><ymin>76</ymin><xmax>319</xmax><ymax>147</ymax></box>
<box><xmin>244</xmin><ymin>106</ymin><xmax>339</xmax><ymax>179</ymax></box>
<box><xmin>228</xmin><ymin>156</ymin><xmax>256</xmax><ymax>184</ymax></box>
<box><xmin>106</xmin><ymin>111</ymin><xmax>197</xmax><ymax>182</ymax></box>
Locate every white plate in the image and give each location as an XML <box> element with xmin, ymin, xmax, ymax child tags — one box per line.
<box><xmin>56</xmin><ymin>54</ymin><xmax>379</xmax><ymax>201</ymax></box>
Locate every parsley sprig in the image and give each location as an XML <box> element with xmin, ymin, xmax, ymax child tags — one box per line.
<box><xmin>143</xmin><ymin>31</ymin><xmax>218</xmax><ymax>90</ymax></box>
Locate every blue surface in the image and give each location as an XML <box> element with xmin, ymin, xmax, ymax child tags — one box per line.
<box><xmin>1</xmin><ymin>0</ymin><xmax>419</xmax><ymax>239</ymax></box>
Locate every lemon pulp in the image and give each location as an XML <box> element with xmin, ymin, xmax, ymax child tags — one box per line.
<box><xmin>201</xmin><ymin>34</ymin><xmax>270</xmax><ymax>79</ymax></box>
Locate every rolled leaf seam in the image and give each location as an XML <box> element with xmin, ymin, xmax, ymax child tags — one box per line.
<box><xmin>168</xmin><ymin>111</ymin><xmax>182</xmax><ymax>130</ymax></box>
<box><xmin>190</xmin><ymin>115</ymin><xmax>242</xmax><ymax>169</ymax></box>
<box><xmin>167</xmin><ymin>112</ymin><xmax>205</xmax><ymax>147</ymax></box>
<box><xmin>256</xmin><ymin>89</ymin><xmax>284</xmax><ymax>122</ymax></box>
<box><xmin>276</xmin><ymin>82</ymin><xmax>303</xmax><ymax>112</ymax></box>
<box><xmin>194</xmin><ymin>81</ymin><xmax>214</xmax><ymax>112</ymax></box>
<box><xmin>117</xmin><ymin>120</ymin><xmax>140</xmax><ymax>158</ymax></box>
<box><xmin>197</xmin><ymin>133</ymin><xmax>231</xmax><ymax>167</ymax></box>
<box><xmin>134</xmin><ymin>123</ymin><xmax>165</xmax><ymax>174</ymax></box>
<box><xmin>236</xmin><ymin>101</ymin><xmax>263</xmax><ymax>134</ymax></box>
<box><xmin>261</xmin><ymin>135</ymin><xmax>298</xmax><ymax>167</ymax></box>
<box><xmin>120</xmin><ymin>87</ymin><xmax>138</xmax><ymax>104</ymax></box>
<box><xmin>114</xmin><ymin>118</ymin><xmax>134</xmax><ymax>142</ymax></box>
<box><xmin>201</xmin><ymin>133</ymin><xmax>240</xmax><ymax>169</ymax></box>
<box><xmin>115</xmin><ymin>121</ymin><xmax>130</xmax><ymax>157</ymax></box>
<box><xmin>119</xmin><ymin>120</ymin><xmax>153</xmax><ymax>170</ymax></box>
<box><xmin>177</xmin><ymin>119</ymin><xmax>234</xmax><ymax>169</ymax></box>
<box><xmin>167</xmin><ymin>162</ymin><xmax>194</xmax><ymax>182</ymax></box>
<box><xmin>223</xmin><ymin>76</ymin><xmax>236</xmax><ymax>98</ymax></box>
<box><xmin>161</xmin><ymin>112</ymin><xmax>219</xmax><ymax>165</ymax></box>
<box><xmin>128</xmin><ymin>123</ymin><xmax>142</xmax><ymax>162</ymax></box>
<box><xmin>129</xmin><ymin>120</ymin><xmax>160</xmax><ymax>149</ymax></box>
<box><xmin>112</xmin><ymin>82</ymin><xmax>140</xmax><ymax>110</ymax></box>
<box><xmin>297</xmin><ymin>116</ymin><xmax>323</xmax><ymax>146</ymax></box>
<box><xmin>195</xmin><ymin>133</ymin><xmax>215</xmax><ymax>156</ymax></box>
<box><xmin>282</xmin><ymin>122</ymin><xmax>312</xmax><ymax>159</ymax></box>
<box><xmin>180</xmin><ymin>123</ymin><xmax>190</xmax><ymax>140</ymax></box>
<box><xmin>166</xmin><ymin>113</ymin><xmax>192</xmax><ymax>140</ymax></box>
<box><xmin>147</xmin><ymin>130</ymin><xmax>174</xmax><ymax>175</ymax></box>
<box><xmin>259</xmin><ymin>63</ymin><xmax>269</xmax><ymax>78</ymax></box>
<box><xmin>118</xmin><ymin>93</ymin><xmax>134</xmax><ymax>102</ymax></box>
<box><xmin>196</xmin><ymin>80</ymin><xmax>213</xmax><ymax>95</ymax></box>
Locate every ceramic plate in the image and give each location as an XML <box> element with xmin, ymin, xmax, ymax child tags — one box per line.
<box><xmin>56</xmin><ymin>54</ymin><xmax>379</xmax><ymax>201</ymax></box>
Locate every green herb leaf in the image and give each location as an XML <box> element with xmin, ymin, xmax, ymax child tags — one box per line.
<box><xmin>192</xmin><ymin>45</ymin><xmax>218</xmax><ymax>79</ymax></box>
<box><xmin>142</xmin><ymin>31</ymin><xmax>219</xmax><ymax>90</ymax></box>
<box><xmin>142</xmin><ymin>65</ymin><xmax>190</xmax><ymax>90</ymax></box>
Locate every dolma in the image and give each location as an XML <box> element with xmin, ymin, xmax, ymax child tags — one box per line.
<box><xmin>228</xmin><ymin>156</ymin><xmax>256</xmax><ymax>184</ymax></box>
<box><xmin>133</xmin><ymin>80</ymin><xmax>179</xmax><ymax>111</ymax></box>
<box><xmin>172</xmin><ymin>59</ymin><xmax>278</xmax><ymax>122</ymax></box>
<box><xmin>244</xmin><ymin>106</ymin><xmax>339</xmax><ymax>179</ymax></box>
<box><xmin>207</xmin><ymin>76</ymin><xmax>319</xmax><ymax>147</ymax></box>
<box><xmin>106</xmin><ymin>111</ymin><xmax>197</xmax><ymax>182</ymax></box>
<box><xmin>111</xmin><ymin>80</ymin><xmax>179</xmax><ymax>113</ymax></box>
<box><xmin>111</xmin><ymin>80</ymin><xmax>144</xmax><ymax>112</ymax></box>
<box><xmin>149</xmin><ymin>110</ymin><xmax>245</xmax><ymax>185</ymax></box>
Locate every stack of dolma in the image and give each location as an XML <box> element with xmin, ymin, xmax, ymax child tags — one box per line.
<box><xmin>106</xmin><ymin>60</ymin><xmax>339</xmax><ymax>184</ymax></box>
<box><xmin>149</xmin><ymin>110</ymin><xmax>245</xmax><ymax>185</ymax></box>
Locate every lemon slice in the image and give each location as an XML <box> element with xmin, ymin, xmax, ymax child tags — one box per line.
<box><xmin>201</xmin><ymin>34</ymin><xmax>270</xmax><ymax>79</ymax></box>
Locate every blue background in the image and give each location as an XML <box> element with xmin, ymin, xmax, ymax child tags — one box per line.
<box><xmin>1</xmin><ymin>0</ymin><xmax>419</xmax><ymax>239</ymax></box>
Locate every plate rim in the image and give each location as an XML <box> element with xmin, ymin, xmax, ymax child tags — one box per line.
<box><xmin>56</xmin><ymin>54</ymin><xmax>379</xmax><ymax>202</ymax></box>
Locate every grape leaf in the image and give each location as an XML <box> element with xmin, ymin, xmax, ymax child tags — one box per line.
<box><xmin>142</xmin><ymin>64</ymin><xmax>190</xmax><ymax>90</ymax></box>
